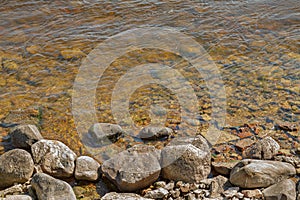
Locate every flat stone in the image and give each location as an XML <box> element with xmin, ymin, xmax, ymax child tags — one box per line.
<box><xmin>144</xmin><ymin>187</ymin><xmax>169</xmax><ymax>198</ymax></box>
<box><xmin>241</xmin><ymin>189</ymin><xmax>263</xmax><ymax>198</ymax></box>
<box><xmin>85</xmin><ymin>123</ymin><xmax>123</xmax><ymax>147</ymax></box>
<box><xmin>5</xmin><ymin>195</ymin><xmax>33</xmax><ymax>200</ymax></box>
<box><xmin>161</xmin><ymin>143</ymin><xmax>211</xmax><ymax>183</ymax></box>
<box><xmin>31</xmin><ymin>173</ymin><xmax>76</xmax><ymax>200</ymax></box>
<box><xmin>138</xmin><ymin>126</ymin><xmax>173</xmax><ymax>140</ymax></box>
<box><xmin>234</xmin><ymin>138</ymin><xmax>255</xmax><ymax>151</ymax></box>
<box><xmin>9</xmin><ymin>124</ymin><xmax>43</xmax><ymax>149</ymax></box>
<box><xmin>75</xmin><ymin>156</ymin><xmax>100</xmax><ymax>181</ymax></box>
<box><xmin>230</xmin><ymin>159</ymin><xmax>296</xmax><ymax>188</ymax></box>
<box><xmin>101</xmin><ymin>144</ymin><xmax>161</xmax><ymax>192</ymax></box>
<box><xmin>212</xmin><ymin>160</ymin><xmax>239</xmax><ymax>176</ymax></box>
<box><xmin>0</xmin><ymin>149</ymin><xmax>34</xmax><ymax>189</ymax></box>
<box><xmin>101</xmin><ymin>192</ymin><xmax>152</xmax><ymax>200</ymax></box>
<box><xmin>31</xmin><ymin>139</ymin><xmax>77</xmax><ymax>178</ymax></box>
<box><xmin>243</xmin><ymin>136</ymin><xmax>280</xmax><ymax>159</ymax></box>
<box><xmin>263</xmin><ymin>179</ymin><xmax>296</xmax><ymax>200</ymax></box>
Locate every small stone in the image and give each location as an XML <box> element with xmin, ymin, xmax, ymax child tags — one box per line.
<box><xmin>210</xmin><ymin>175</ymin><xmax>232</xmax><ymax>198</ymax></box>
<box><xmin>31</xmin><ymin>173</ymin><xmax>76</xmax><ymax>200</ymax></box>
<box><xmin>144</xmin><ymin>187</ymin><xmax>169</xmax><ymax>199</ymax></box>
<box><xmin>241</xmin><ymin>189</ymin><xmax>263</xmax><ymax>198</ymax></box>
<box><xmin>0</xmin><ymin>149</ymin><xmax>34</xmax><ymax>189</ymax></box>
<box><xmin>9</xmin><ymin>124</ymin><xmax>43</xmax><ymax>149</ymax></box>
<box><xmin>170</xmin><ymin>189</ymin><xmax>181</xmax><ymax>198</ymax></box>
<box><xmin>138</xmin><ymin>126</ymin><xmax>173</xmax><ymax>140</ymax></box>
<box><xmin>102</xmin><ymin>192</ymin><xmax>152</xmax><ymax>200</ymax></box>
<box><xmin>180</xmin><ymin>183</ymin><xmax>190</xmax><ymax>193</ymax></box>
<box><xmin>154</xmin><ymin>181</ymin><xmax>166</xmax><ymax>188</ymax></box>
<box><xmin>243</xmin><ymin>136</ymin><xmax>280</xmax><ymax>159</ymax></box>
<box><xmin>60</xmin><ymin>48</ymin><xmax>85</xmax><ymax>60</ymax></box>
<box><xmin>230</xmin><ymin>159</ymin><xmax>296</xmax><ymax>188</ymax></box>
<box><xmin>31</xmin><ymin>139</ymin><xmax>77</xmax><ymax>178</ymax></box>
<box><xmin>164</xmin><ymin>182</ymin><xmax>175</xmax><ymax>190</ymax></box>
<box><xmin>263</xmin><ymin>179</ymin><xmax>296</xmax><ymax>200</ymax></box>
<box><xmin>75</xmin><ymin>156</ymin><xmax>100</xmax><ymax>181</ymax></box>
<box><xmin>212</xmin><ymin>160</ymin><xmax>239</xmax><ymax>176</ymax></box>
<box><xmin>223</xmin><ymin>187</ymin><xmax>239</xmax><ymax>198</ymax></box>
<box><xmin>186</xmin><ymin>193</ymin><xmax>196</xmax><ymax>200</ymax></box>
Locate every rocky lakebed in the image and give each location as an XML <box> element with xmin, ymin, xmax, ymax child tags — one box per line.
<box><xmin>0</xmin><ymin>122</ymin><xmax>299</xmax><ymax>200</ymax></box>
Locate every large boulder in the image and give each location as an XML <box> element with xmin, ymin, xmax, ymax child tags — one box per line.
<box><xmin>262</xmin><ymin>179</ymin><xmax>296</xmax><ymax>200</ymax></box>
<box><xmin>161</xmin><ymin>143</ymin><xmax>211</xmax><ymax>183</ymax></box>
<box><xmin>230</xmin><ymin>159</ymin><xmax>296</xmax><ymax>188</ymax></box>
<box><xmin>138</xmin><ymin>126</ymin><xmax>173</xmax><ymax>140</ymax></box>
<box><xmin>101</xmin><ymin>144</ymin><xmax>161</xmax><ymax>192</ymax></box>
<box><xmin>85</xmin><ymin>123</ymin><xmax>123</xmax><ymax>147</ymax></box>
<box><xmin>75</xmin><ymin>156</ymin><xmax>100</xmax><ymax>181</ymax></box>
<box><xmin>243</xmin><ymin>136</ymin><xmax>280</xmax><ymax>159</ymax></box>
<box><xmin>9</xmin><ymin>124</ymin><xmax>43</xmax><ymax>149</ymax></box>
<box><xmin>101</xmin><ymin>192</ymin><xmax>152</xmax><ymax>200</ymax></box>
<box><xmin>0</xmin><ymin>149</ymin><xmax>34</xmax><ymax>189</ymax></box>
<box><xmin>31</xmin><ymin>139</ymin><xmax>77</xmax><ymax>178</ymax></box>
<box><xmin>31</xmin><ymin>173</ymin><xmax>76</xmax><ymax>200</ymax></box>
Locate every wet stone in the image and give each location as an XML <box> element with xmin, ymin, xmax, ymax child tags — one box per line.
<box><xmin>9</xmin><ymin>124</ymin><xmax>43</xmax><ymax>149</ymax></box>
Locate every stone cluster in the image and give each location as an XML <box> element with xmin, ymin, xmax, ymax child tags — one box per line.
<box><xmin>0</xmin><ymin>123</ymin><xmax>299</xmax><ymax>200</ymax></box>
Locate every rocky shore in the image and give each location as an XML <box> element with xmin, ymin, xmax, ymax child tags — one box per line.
<box><xmin>0</xmin><ymin>123</ymin><xmax>299</xmax><ymax>200</ymax></box>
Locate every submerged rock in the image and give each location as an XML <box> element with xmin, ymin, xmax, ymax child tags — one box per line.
<box><xmin>9</xmin><ymin>124</ymin><xmax>43</xmax><ymax>149</ymax></box>
<box><xmin>31</xmin><ymin>139</ymin><xmax>77</xmax><ymax>178</ymax></box>
<box><xmin>230</xmin><ymin>159</ymin><xmax>296</xmax><ymax>188</ymax></box>
<box><xmin>31</xmin><ymin>173</ymin><xmax>76</xmax><ymax>200</ymax></box>
<box><xmin>75</xmin><ymin>156</ymin><xmax>100</xmax><ymax>181</ymax></box>
<box><xmin>243</xmin><ymin>136</ymin><xmax>280</xmax><ymax>159</ymax></box>
<box><xmin>0</xmin><ymin>149</ymin><xmax>34</xmax><ymax>189</ymax></box>
<box><xmin>101</xmin><ymin>144</ymin><xmax>161</xmax><ymax>192</ymax></box>
<box><xmin>262</xmin><ymin>179</ymin><xmax>296</xmax><ymax>200</ymax></box>
<box><xmin>85</xmin><ymin>123</ymin><xmax>123</xmax><ymax>147</ymax></box>
<box><xmin>138</xmin><ymin>126</ymin><xmax>173</xmax><ymax>140</ymax></box>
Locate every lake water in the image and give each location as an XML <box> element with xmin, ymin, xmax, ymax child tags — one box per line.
<box><xmin>0</xmin><ymin>0</ymin><xmax>299</xmax><ymax>156</ymax></box>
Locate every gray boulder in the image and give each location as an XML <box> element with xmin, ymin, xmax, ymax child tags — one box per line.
<box><xmin>161</xmin><ymin>143</ymin><xmax>211</xmax><ymax>183</ymax></box>
<box><xmin>75</xmin><ymin>156</ymin><xmax>100</xmax><ymax>181</ymax></box>
<box><xmin>31</xmin><ymin>173</ymin><xmax>76</xmax><ymax>200</ymax></box>
<box><xmin>86</xmin><ymin>123</ymin><xmax>123</xmax><ymax>146</ymax></box>
<box><xmin>101</xmin><ymin>192</ymin><xmax>152</xmax><ymax>200</ymax></box>
<box><xmin>262</xmin><ymin>179</ymin><xmax>296</xmax><ymax>200</ymax></box>
<box><xmin>230</xmin><ymin>159</ymin><xmax>296</xmax><ymax>188</ymax></box>
<box><xmin>101</xmin><ymin>144</ymin><xmax>161</xmax><ymax>192</ymax></box>
<box><xmin>243</xmin><ymin>136</ymin><xmax>280</xmax><ymax>159</ymax></box>
<box><xmin>31</xmin><ymin>139</ymin><xmax>77</xmax><ymax>178</ymax></box>
<box><xmin>0</xmin><ymin>149</ymin><xmax>34</xmax><ymax>189</ymax></box>
<box><xmin>9</xmin><ymin>124</ymin><xmax>43</xmax><ymax>149</ymax></box>
<box><xmin>138</xmin><ymin>126</ymin><xmax>173</xmax><ymax>140</ymax></box>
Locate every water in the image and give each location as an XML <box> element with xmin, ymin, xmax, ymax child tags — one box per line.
<box><xmin>0</xmin><ymin>0</ymin><xmax>299</xmax><ymax>155</ymax></box>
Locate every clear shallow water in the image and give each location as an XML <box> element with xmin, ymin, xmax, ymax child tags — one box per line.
<box><xmin>0</xmin><ymin>0</ymin><xmax>299</xmax><ymax>154</ymax></box>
